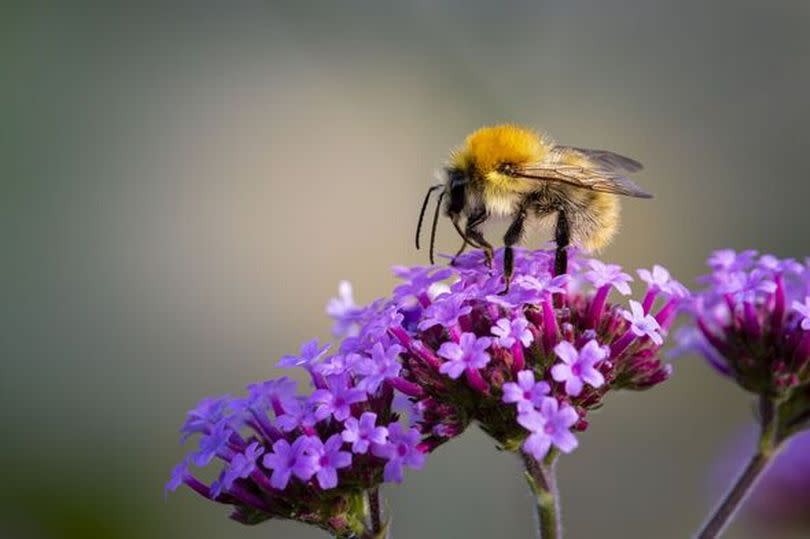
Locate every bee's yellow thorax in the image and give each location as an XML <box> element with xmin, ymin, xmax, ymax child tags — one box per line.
<box><xmin>451</xmin><ymin>124</ymin><xmax>550</xmax><ymax>176</ymax></box>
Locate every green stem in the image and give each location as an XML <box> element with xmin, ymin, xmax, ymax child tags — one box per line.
<box><xmin>355</xmin><ymin>487</ymin><xmax>387</xmax><ymax>539</ymax></box>
<box><xmin>368</xmin><ymin>487</ymin><xmax>382</xmax><ymax>535</ymax></box>
<box><xmin>522</xmin><ymin>450</ymin><xmax>561</xmax><ymax>539</ymax></box>
<box><xmin>695</xmin><ymin>396</ymin><xmax>781</xmax><ymax>539</ymax></box>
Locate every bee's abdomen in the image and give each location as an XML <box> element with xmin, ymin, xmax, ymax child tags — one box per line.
<box><xmin>567</xmin><ymin>191</ymin><xmax>620</xmax><ymax>252</ymax></box>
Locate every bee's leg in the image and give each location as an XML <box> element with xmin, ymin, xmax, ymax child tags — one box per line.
<box><xmin>464</xmin><ymin>209</ymin><xmax>493</xmax><ymax>268</ymax></box>
<box><xmin>554</xmin><ymin>208</ymin><xmax>570</xmax><ymax>276</ymax></box>
<box><xmin>450</xmin><ymin>217</ymin><xmax>476</xmax><ymax>265</ymax></box>
<box><xmin>451</xmin><ymin>239</ymin><xmax>469</xmax><ymax>262</ymax></box>
<box><xmin>499</xmin><ymin>207</ymin><xmax>529</xmax><ymax>294</ymax></box>
<box><xmin>466</xmin><ymin>228</ymin><xmax>494</xmax><ymax>269</ymax></box>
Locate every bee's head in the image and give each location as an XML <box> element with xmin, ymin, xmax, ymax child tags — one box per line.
<box><xmin>444</xmin><ymin>167</ymin><xmax>468</xmax><ymax>218</ymax></box>
<box><xmin>451</xmin><ymin>124</ymin><xmax>549</xmax><ymax>182</ymax></box>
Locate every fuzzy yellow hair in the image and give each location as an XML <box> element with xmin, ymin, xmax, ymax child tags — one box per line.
<box><xmin>451</xmin><ymin>124</ymin><xmax>551</xmax><ymax>173</ymax></box>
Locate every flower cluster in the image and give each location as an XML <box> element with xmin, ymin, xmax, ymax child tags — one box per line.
<box><xmin>166</xmin><ymin>335</ymin><xmax>427</xmax><ymax>536</ymax></box>
<box><xmin>676</xmin><ymin>250</ymin><xmax>810</xmax><ymax>438</ymax></box>
<box><xmin>332</xmin><ymin>247</ymin><xmax>687</xmax><ymax>461</ymax></box>
<box><xmin>167</xmin><ymin>246</ymin><xmax>687</xmax><ymax>535</ymax></box>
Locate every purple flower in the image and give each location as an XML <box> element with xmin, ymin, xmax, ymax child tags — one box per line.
<box><xmin>436</xmin><ymin>333</ymin><xmax>492</xmax><ymax>379</ymax></box>
<box><xmin>247</xmin><ymin>377</ymin><xmax>297</xmax><ymax>409</ymax></box>
<box><xmin>707</xmin><ymin>249</ymin><xmax>757</xmax><ymax>272</ymax></box>
<box><xmin>792</xmin><ymin>297</ymin><xmax>810</xmax><ymax>331</ymax></box>
<box><xmin>393</xmin><ymin>266</ymin><xmax>453</xmax><ymax>303</ymax></box>
<box><xmin>677</xmin><ymin>251</ymin><xmax>810</xmax><ymax>431</ymax></box>
<box><xmin>309</xmin><ymin>374</ymin><xmax>367</xmax><ymax>422</ymax></box>
<box><xmin>278</xmin><ymin>339</ymin><xmax>330</xmax><ymax>369</ymax></box>
<box><xmin>757</xmin><ymin>254</ymin><xmax>803</xmax><ymax>275</ymax></box>
<box><xmin>638</xmin><ymin>265</ymin><xmax>689</xmax><ymax>298</ymax></box>
<box><xmin>372</xmin><ymin>423</ymin><xmax>426</xmax><ymax>483</ymax></box>
<box><xmin>275</xmin><ymin>397</ymin><xmax>316</xmax><ymax>432</ymax></box>
<box><xmin>192</xmin><ymin>421</ymin><xmax>233</xmax><ymax>467</ymax></box>
<box><xmin>518</xmin><ymin>398</ymin><xmax>579</xmax><ymax>460</ymax></box>
<box><xmin>353</xmin><ymin>342</ymin><xmax>404</xmax><ymax>393</ymax></box>
<box><xmin>314</xmin><ymin>353</ymin><xmax>355</xmax><ymax>376</ymax></box>
<box><xmin>623</xmin><ymin>300</ymin><xmax>663</xmax><ymax>345</ymax></box>
<box><xmin>327</xmin><ymin>281</ymin><xmax>363</xmax><ymax>337</ymax></box>
<box><xmin>502</xmin><ymin>370</ymin><xmax>550</xmax><ymax>412</ymax></box>
<box><xmin>169</xmin><ymin>245</ymin><xmax>682</xmax><ymax>534</ymax></box>
<box><xmin>212</xmin><ymin>442</ymin><xmax>265</xmax><ymax>498</ymax></box>
<box><xmin>312</xmin><ymin>434</ymin><xmax>353</xmax><ymax>489</ymax></box>
<box><xmin>584</xmin><ymin>260</ymin><xmax>633</xmax><ymax>295</ymax></box>
<box><xmin>339</xmin><ymin>303</ymin><xmax>402</xmax><ymax>354</ymax></box>
<box><xmin>485</xmin><ymin>273</ymin><xmax>568</xmax><ymax>309</ymax></box>
<box><xmin>180</xmin><ymin>395</ymin><xmax>230</xmax><ymax>442</ymax></box>
<box><xmin>341</xmin><ymin>412</ymin><xmax>389</xmax><ymax>454</ymax></box>
<box><xmin>417</xmin><ymin>294</ymin><xmax>472</xmax><ymax>331</ymax></box>
<box><xmin>669</xmin><ymin>327</ymin><xmax>731</xmax><ymax>376</ymax></box>
<box><xmin>716</xmin><ymin>269</ymin><xmax>777</xmax><ymax>301</ymax></box>
<box><xmin>551</xmin><ymin>340</ymin><xmax>607</xmax><ymax>397</ymax></box>
<box><xmin>515</xmin><ymin>273</ymin><xmax>569</xmax><ymax>296</ymax></box>
<box><xmin>392</xmin><ymin>393</ymin><xmax>422</xmax><ymax>427</ymax></box>
<box><xmin>491</xmin><ymin>317</ymin><xmax>534</xmax><ymax>348</ymax></box>
<box><xmin>262</xmin><ymin>436</ymin><xmax>320</xmax><ymax>490</ymax></box>
<box><xmin>165</xmin><ymin>459</ymin><xmax>189</xmax><ymax>496</ymax></box>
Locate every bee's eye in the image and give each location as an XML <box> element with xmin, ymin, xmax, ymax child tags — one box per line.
<box><xmin>498</xmin><ymin>162</ymin><xmax>516</xmax><ymax>176</ymax></box>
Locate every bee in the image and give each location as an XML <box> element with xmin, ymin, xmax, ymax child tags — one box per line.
<box><xmin>416</xmin><ymin>124</ymin><xmax>651</xmax><ymax>291</ymax></box>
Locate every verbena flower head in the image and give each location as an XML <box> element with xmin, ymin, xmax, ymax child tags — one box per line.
<box><xmin>678</xmin><ymin>250</ymin><xmax>810</xmax><ymax>438</ymax></box>
<box><xmin>334</xmin><ymin>247</ymin><xmax>685</xmax><ymax>461</ymax></box>
<box><xmin>168</xmin><ymin>339</ymin><xmax>430</xmax><ymax>536</ymax></box>
<box><xmin>168</xmin><ymin>246</ymin><xmax>687</xmax><ymax>534</ymax></box>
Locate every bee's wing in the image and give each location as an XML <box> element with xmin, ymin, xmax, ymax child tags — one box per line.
<box><xmin>564</xmin><ymin>147</ymin><xmax>643</xmax><ymax>173</ymax></box>
<box><xmin>515</xmin><ymin>146</ymin><xmax>652</xmax><ymax>198</ymax></box>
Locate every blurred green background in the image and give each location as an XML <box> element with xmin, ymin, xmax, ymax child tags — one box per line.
<box><xmin>3</xmin><ymin>2</ymin><xmax>810</xmax><ymax>538</ymax></box>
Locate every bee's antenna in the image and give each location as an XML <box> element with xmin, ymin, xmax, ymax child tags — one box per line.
<box><xmin>429</xmin><ymin>190</ymin><xmax>445</xmax><ymax>265</ymax></box>
<box><xmin>415</xmin><ymin>184</ymin><xmax>443</xmax><ymax>250</ymax></box>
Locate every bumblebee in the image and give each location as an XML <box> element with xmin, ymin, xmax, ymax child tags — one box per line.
<box><xmin>416</xmin><ymin>125</ymin><xmax>651</xmax><ymax>291</ymax></box>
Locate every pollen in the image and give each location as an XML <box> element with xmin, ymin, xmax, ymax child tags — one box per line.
<box><xmin>455</xmin><ymin>125</ymin><xmax>550</xmax><ymax>173</ymax></box>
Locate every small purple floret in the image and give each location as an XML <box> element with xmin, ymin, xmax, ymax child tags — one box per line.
<box><xmin>192</xmin><ymin>421</ymin><xmax>233</xmax><ymax>467</ymax></box>
<box><xmin>262</xmin><ymin>436</ymin><xmax>320</xmax><ymax>490</ymax></box>
<box><xmin>309</xmin><ymin>374</ymin><xmax>367</xmax><ymax>422</ymax></box>
<box><xmin>341</xmin><ymin>412</ymin><xmax>388</xmax><ymax>454</ymax></box>
<box><xmin>312</xmin><ymin>434</ymin><xmax>353</xmax><ymax>489</ymax></box>
<box><xmin>436</xmin><ymin>333</ymin><xmax>492</xmax><ymax>379</ymax></box>
<box><xmin>491</xmin><ymin>317</ymin><xmax>534</xmax><ymax>348</ymax></box>
<box><xmin>792</xmin><ymin>297</ymin><xmax>810</xmax><ymax>331</ymax></box>
<box><xmin>502</xmin><ymin>370</ymin><xmax>550</xmax><ymax>412</ymax></box>
<box><xmin>372</xmin><ymin>423</ymin><xmax>426</xmax><ymax>483</ymax></box>
<box><xmin>278</xmin><ymin>339</ymin><xmax>330</xmax><ymax>369</ymax></box>
<box><xmin>518</xmin><ymin>398</ymin><xmax>579</xmax><ymax>460</ymax></box>
<box><xmin>623</xmin><ymin>300</ymin><xmax>664</xmax><ymax>345</ymax></box>
<box><xmin>353</xmin><ymin>342</ymin><xmax>404</xmax><ymax>394</ymax></box>
<box><xmin>417</xmin><ymin>294</ymin><xmax>472</xmax><ymax>331</ymax></box>
<box><xmin>638</xmin><ymin>265</ymin><xmax>689</xmax><ymax>298</ymax></box>
<box><xmin>585</xmin><ymin>260</ymin><xmax>633</xmax><ymax>295</ymax></box>
<box><xmin>551</xmin><ymin>340</ymin><xmax>607</xmax><ymax>396</ymax></box>
<box><xmin>327</xmin><ymin>281</ymin><xmax>364</xmax><ymax>337</ymax></box>
<box><xmin>212</xmin><ymin>442</ymin><xmax>265</xmax><ymax>498</ymax></box>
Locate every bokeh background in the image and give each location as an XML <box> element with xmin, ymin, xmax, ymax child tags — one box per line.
<box><xmin>3</xmin><ymin>2</ymin><xmax>810</xmax><ymax>538</ymax></box>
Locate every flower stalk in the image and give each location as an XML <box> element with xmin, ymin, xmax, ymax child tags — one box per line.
<box><xmin>696</xmin><ymin>397</ymin><xmax>782</xmax><ymax>539</ymax></box>
<box><xmin>522</xmin><ymin>450</ymin><xmax>561</xmax><ymax>539</ymax></box>
<box><xmin>367</xmin><ymin>487</ymin><xmax>383</xmax><ymax>537</ymax></box>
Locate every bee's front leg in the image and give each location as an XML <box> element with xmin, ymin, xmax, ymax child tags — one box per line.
<box><xmin>466</xmin><ymin>228</ymin><xmax>493</xmax><ymax>270</ymax></box>
<box><xmin>450</xmin><ymin>216</ymin><xmax>475</xmax><ymax>266</ymax></box>
<box><xmin>462</xmin><ymin>209</ymin><xmax>493</xmax><ymax>270</ymax></box>
<box><xmin>499</xmin><ymin>207</ymin><xmax>529</xmax><ymax>295</ymax></box>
